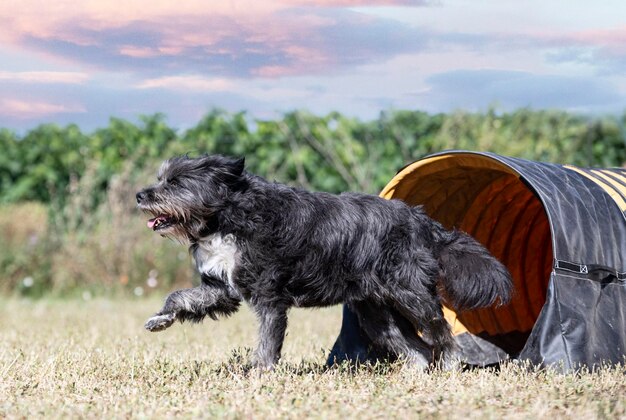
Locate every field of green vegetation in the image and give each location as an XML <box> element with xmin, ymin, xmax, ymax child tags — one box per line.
<box><xmin>1</xmin><ymin>299</ymin><xmax>624</xmax><ymax>418</ymax></box>
<box><xmin>1</xmin><ymin>109</ymin><xmax>625</xmax><ymax>297</ymax></box>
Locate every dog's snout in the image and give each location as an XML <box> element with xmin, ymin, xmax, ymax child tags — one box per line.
<box><xmin>136</xmin><ymin>191</ymin><xmax>147</xmax><ymax>204</ymax></box>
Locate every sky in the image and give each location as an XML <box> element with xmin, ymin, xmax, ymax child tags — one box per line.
<box><xmin>1</xmin><ymin>0</ymin><xmax>625</xmax><ymax>131</ymax></box>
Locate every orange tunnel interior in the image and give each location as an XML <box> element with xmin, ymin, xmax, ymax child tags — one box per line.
<box><xmin>380</xmin><ymin>153</ymin><xmax>554</xmax><ymax>355</ymax></box>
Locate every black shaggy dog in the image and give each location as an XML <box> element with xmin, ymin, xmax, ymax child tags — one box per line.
<box><xmin>137</xmin><ymin>155</ymin><xmax>512</xmax><ymax>370</ymax></box>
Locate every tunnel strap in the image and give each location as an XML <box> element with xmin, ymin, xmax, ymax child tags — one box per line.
<box><xmin>555</xmin><ymin>260</ymin><xmax>626</xmax><ymax>281</ymax></box>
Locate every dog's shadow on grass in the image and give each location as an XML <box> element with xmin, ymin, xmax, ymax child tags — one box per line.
<box><xmin>202</xmin><ymin>347</ymin><xmax>416</xmax><ymax>378</ymax></box>
<box><xmin>206</xmin><ymin>347</ymin><xmax>509</xmax><ymax>378</ymax></box>
<box><xmin>157</xmin><ymin>348</ymin><xmax>572</xmax><ymax>382</ymax></box>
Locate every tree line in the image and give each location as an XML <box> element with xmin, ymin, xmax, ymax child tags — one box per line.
<box><xmin>1</xmin><ymin>109</ymin><xmax>625</xmax><ymax>210</ymax></box>
<box><xmin>1</xmin><ymin>108</ymin><xmax>625</xmax><ymax>296</ymax></box>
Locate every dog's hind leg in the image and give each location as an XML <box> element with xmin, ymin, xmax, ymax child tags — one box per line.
<box><xmin>145</xmin><ymin>279</ymin><xmax>241</xmax><ymax>332</ymax></box>
<box><xmin>386</xmin><ymin>285</ymin><xmax>458</xmax><ymax>369</ymax></box>
<box><xmin>251</xmin><ymin>304</ymin><xmax>288</xmax><ymax>370</ymax></box>
<box><xmin>349</xmin><ymin>300</ymin><xmax>432</xmax><ymax>369</ymax></box>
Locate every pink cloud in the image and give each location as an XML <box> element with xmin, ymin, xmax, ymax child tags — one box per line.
<box><xmin>0</xmin><ymin>98</ymin><xmax>85</xmax><ymax>119</ymax></box>
<box><xmin>119</xmin><ymin>46</ymin><xmax>160</xmax><ymax>58</ymax></box>
<box><xmin>0</xmin><ymin>0</ymin><xmax>428</xmax><ymax>78</ymax></box>
<box><xmin>252</xmin><ymin>45</ymin><xmax>334</xmax><ymax>77</ymax></box>
<box><xmin>0</xmin><ymin>1</ymin><xmax>281</xmax><ymax>55</ymax></box>
<box><xmin>0</xmin><ymin>71</ymin><xmax>89</xmax><ymax>84</ymax></box>
<box><xmin>278</xmin><ymin>0</ymin><xmax>429</xmax><ymax>5</ymax></box>
<box><xmin>568</xmin><ymin>27</ymin><xmax>626</xmax><ymax>55</ymax></box>
<box><xmin>252</xmin><ymin>65</ymin><xmax>300</xmax><ymax>78</ymax></box>
<box><xmin>135</xmin><ymin>75</ymin><xmax>234</xmax><ymax>91</ymax></box>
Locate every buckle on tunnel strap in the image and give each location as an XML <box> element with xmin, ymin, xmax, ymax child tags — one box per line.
<box><xmin>555</xmin><ymin>260</ymin><xmax>626</xmax><ymax>281</ymax></box>
<box><xmin>555</xmin><ymin>260</ymin><xmax>587</xmax><ymax>273</ymax></box>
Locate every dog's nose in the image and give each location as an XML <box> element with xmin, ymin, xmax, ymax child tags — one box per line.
<box><xmin>136</xmin><ymin>191</ymin><xmax>147</xmax><ymax>204</ymax></box>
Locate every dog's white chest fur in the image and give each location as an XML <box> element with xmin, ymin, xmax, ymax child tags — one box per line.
<box><xmin>194</xmin><ymin>233</ymin><xmax>239</xmax><ymax>289</ymax></box>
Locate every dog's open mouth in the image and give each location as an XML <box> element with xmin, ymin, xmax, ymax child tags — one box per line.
<box><xmin>147</xmin><ymin>214</ymin><xmax>176</xmax><ymax>231</ymax></box>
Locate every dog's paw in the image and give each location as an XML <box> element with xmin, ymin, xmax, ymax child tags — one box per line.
<box><xmin>433</xmin><ymin>350</ymin><xmax>463</xmax><ymax>372</ymax></box>
<box><xmin>144</xmin><ymin>313</ymin><xmax>176</xmax><ymax>332</ymax></box>
<box><xmin>250</xmin><ymin>354</ymin><xmax>277</xmax><ymax>373</ymax></box>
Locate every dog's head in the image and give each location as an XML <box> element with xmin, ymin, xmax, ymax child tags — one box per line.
<box><xmin>136</xmin><ymin>154</ymin><xmax>245</xmax><ymax>242</ymax></box>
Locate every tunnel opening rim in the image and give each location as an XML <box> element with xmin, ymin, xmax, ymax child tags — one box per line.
<box><xmin>380</xmin><ymin>151</ymin><xmax>557</xmax><ymax>348</ymax></box>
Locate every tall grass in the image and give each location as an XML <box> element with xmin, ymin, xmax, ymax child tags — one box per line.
<box><xmin>0</xmin><ymin>202</ymin><xmax>50</xmax><ymax>295</ymax></box>
<box><xmin>2</xmin><ymin>162</ymin><xmax>195</xmax><ymax>297</ymax></box>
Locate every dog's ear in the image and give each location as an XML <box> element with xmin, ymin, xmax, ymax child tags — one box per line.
<box><xmin>201</xmin><ymin>155</ymin><xmax>246</xmax><ymax>188</ymax></box>
<box><xmin>231</xmin><ymin>157</ymin><xmax>245</xmax><ymax>176</ymax></box>
<box><xmin>215</xmin><ymin>156</ymin><xmax>244</xmax><ymax>177</ymax></box>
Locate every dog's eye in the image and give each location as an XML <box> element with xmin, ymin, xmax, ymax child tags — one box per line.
<box><xmin>167</xmin><ymin>178</ymin><xmax>179</xmax><ymax>187</ymax></box>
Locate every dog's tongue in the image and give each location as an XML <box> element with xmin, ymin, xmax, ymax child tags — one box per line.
<box><xmin>147</xmin><ymin>216</ymin><xmax>167</xmax><ymax>229</ymax></box>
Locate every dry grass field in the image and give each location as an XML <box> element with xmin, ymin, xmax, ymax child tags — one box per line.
<box><xmin>1</xmin><ymin>298</ymin><xmax>624</xmax><ymax>419</ymax></box>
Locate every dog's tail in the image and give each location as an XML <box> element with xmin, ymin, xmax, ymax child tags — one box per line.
<box><xmin>437</xmin><ymin>230</ymin><xmax>513</xmax><ymax>311</ymax></box>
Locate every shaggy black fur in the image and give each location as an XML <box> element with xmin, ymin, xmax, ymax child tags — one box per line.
<box><xmin>137</xmin><ymin>154</ymin><xmax>512</xmax><ymax>370</ymax></box>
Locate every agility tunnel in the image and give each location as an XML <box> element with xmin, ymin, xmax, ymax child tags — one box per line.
<box><xmin>328</xmin><ymin>151</ymin><xmax>626</xmax><ymax>370</ymax></box>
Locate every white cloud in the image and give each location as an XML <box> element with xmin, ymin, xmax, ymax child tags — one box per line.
<box><xmin>135</xmin><ymin>76</ymin><xmax>235</xmax><ymax>92</ymax></box>
<box><xmin>0</xmin><ymin>98</ymin><xmax>86</xmax><ymax>119</ymax></box>
<box><xmin>0</xmin><ymin>71</ymin><xmax>89</xmax><ymax>84</ymax></box>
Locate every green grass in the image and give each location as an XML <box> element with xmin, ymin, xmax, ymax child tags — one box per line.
<box><xmin>1</xmin><ymin>299</ymin><xmax>624</xmax><ymax>419</ymax></box>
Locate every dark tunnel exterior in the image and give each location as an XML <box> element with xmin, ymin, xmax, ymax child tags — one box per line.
<box><xmin>328</xmin><ymin>151</ymin><xmax>626</xmax><ymax>371</ymax></box>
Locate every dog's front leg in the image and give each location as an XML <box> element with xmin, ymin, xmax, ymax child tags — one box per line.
<box><xmin>145</xmin><ymin>284</ymin><xmax>240</xmax><ymax>332</ymax></box>
<box><xmin>252</xmin><ymin>305</ymin><xmax>288</xmax><ymax>370</ymax></box>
